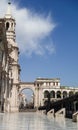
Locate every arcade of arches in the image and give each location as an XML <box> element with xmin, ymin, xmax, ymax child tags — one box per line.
<box><xmin>19</xmin><ymin>79</ymin><xmax>78</xmax><ymax>109</ymax></box>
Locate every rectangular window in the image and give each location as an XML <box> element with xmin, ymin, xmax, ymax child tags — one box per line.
<box><xmin>56</xmin><ymin>82</ymin><xmax>58</xmax><ymax>86</ymax></box>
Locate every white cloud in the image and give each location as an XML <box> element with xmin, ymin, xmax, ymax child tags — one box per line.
<box><xmin>0</xmin><ymin>0</ymin><xmax>56</xmax><ymax>56</ymax></box>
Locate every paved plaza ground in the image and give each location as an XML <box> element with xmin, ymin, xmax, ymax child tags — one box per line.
<box><xmin>0</xmin><ymin>112</ymin><xmax>78</xmax><ymax>130</ymax></box>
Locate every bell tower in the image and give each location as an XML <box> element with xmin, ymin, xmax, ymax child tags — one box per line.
<box><xmin>5</xmin><ymin>1</ymin><xmax>16</xmax><ymax>42</ymax></box>
<box><xmin>4</xmin><ymin>1</ymin><xmax>20</xmax><ymax>112</ymax></box>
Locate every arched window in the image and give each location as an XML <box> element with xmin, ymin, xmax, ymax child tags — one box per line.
<box><xmin>69</xmin><ymin>91</ymin><xmax>74</xmax><ymax>97</ymax></box>
<box><xmin>50</xmin><ymin>91</ymin><xmax>55</xmax><ymax>98</ymax></box>
<box><xmin>57</xmin><ymin>91</ymin><xmax>61</xmax><ymax>98</ymax></box>
<box><xmin>6</xmin><ymin>22</ymin><xmax>9</xmax><ymax>30</ymax></box>
<box><xmin>44</xmin><ymin>90</ymin><xmax>49</xmax><ymax>98</ymax></box>
<box><xmin>11</xmin><ymin>23</ymin><xmax>14</xmax><ymax>30</ymax></box>
<box><xmin>63</xmin><ymin>91</ymin><xmax>67</xmax><ymax>98</ymax></box>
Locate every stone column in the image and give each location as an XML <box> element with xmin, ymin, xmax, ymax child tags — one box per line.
<box><xmin>34</xmin><ymin>86</ymin><xmax>39</xmax><ymax>109</ymax></box>
<box><xmin>55</xmin><ymin>92</ymin><xmax>57</xmax><ymax>100</ymax></box>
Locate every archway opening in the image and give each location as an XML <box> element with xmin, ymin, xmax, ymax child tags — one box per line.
<box><xmin>50</xmin><ymin>91</ymin><xmax>55</xmax><ymax>98</ymax></box>
<box><xmin>69</xmin><ymin>91</ymin><xmax>74</xmax><ymax>97</ymax></box>
<box><xmin>44</xmin><ymin>90</ymin><xmax>49</xmax><ymax>98</ymax></box>
<box><xmin>19</xmin><ymin>88</ymin><xmax>34</xmax><ymax>110</ymax></box>
<box><xmin>57</xmin><ymin>91</ymin><xmax>61</xmax><ymax>98</ymax></box>
<box><xmin>63</xmin><ymin>91</ymin><xmax>67</xmax><ymax>98</ymax></box>
<box><xmin>6</xmin><ymin>22</ymin><xmax>10</xmax><ymax>30</ymax></box>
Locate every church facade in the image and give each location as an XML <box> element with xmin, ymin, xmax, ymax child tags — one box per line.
<box><xmin>0</xmin><ymin>2</ymin><xmax>78</xmax><ymax>112</ymax></box>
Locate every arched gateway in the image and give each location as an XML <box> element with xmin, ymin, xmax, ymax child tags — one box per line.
<box><xmin>19</xmin><ymin>81</ymin><xmax>43</xmax><ymax>108</ymax></box>
<box><xmin>19</xmin><ymin>82</ymin><xmax>36</xmax><ymax>108</ymax></box>
<box><xmin>19</xmin><ymin>78</ymin><xmax>61</xmax><ymax>109</ymax></box>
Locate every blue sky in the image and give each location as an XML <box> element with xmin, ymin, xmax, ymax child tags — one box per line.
<box><xmin>18</xmin><ymin>0</ymin><xmax>78</xmax><ymax>87</ymax></box>
<box><xmin>0</xmin><ymin>0</ymin><xmax>78</xmax><ymax>87</ymax></box>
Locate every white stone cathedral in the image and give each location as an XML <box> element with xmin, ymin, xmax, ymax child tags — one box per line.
<box><xmin>0</xmin><ymin>2</ymin><xmax>20</xmax><ymax>112</ymax></box>
<box><xmin>5</xmin><ymin>2</ymin><xmax>20</xmax><ymax>112</ymax></box>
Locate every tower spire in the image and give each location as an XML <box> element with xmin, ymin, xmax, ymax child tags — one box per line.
<box><xmin>8</xmin><ymin>0</ymin><xmax>11</xmax><ymax>5</ymax></box>
<box><xmin>5</xmin><ymin>0</ymin><xmax>12</xmax><ymax>18</ymax></box>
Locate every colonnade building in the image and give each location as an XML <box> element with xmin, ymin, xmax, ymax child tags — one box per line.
<box><xmin>0</xmin><ymin>2</ymin><xmax>78</xmax><ymax>112</ymax></box>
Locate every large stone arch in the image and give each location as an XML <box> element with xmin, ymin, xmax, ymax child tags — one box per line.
<box><xmin>19</xmin><ymin>82</ymin><xmax>44</xmax><ymax>108</ymax></box>
<box><xmin>19</xmin><ymin>84</ymin><xmax>35</xmax><ymax>93</ymax></box>
<box><xmin>19</xmin><ymin>82</ymin><xmax>36</xmax><ymax>108</ymax></box>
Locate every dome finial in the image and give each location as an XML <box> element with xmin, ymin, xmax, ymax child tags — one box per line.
<box><xmin>8</xmin><ymin>0</ymin><xmax>11</xmax><ymax>5</ymax></box>
<box><xmin>5</xmin><ymin>0</ymin><xmax>12</xmax><ymax>18</ymax></box>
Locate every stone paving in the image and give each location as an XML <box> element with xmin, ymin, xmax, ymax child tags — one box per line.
<box><xmin>0</xmin><ymin>112</ymin><xmax>78</xmax><ymax>130</ymax></box>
